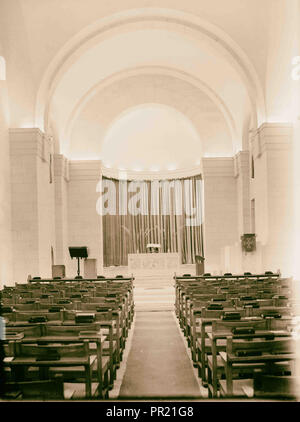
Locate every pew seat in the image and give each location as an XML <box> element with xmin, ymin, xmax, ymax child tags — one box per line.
<box><xmin>219</xmin><ymin>378</ymin><xmax>253</xmax><ymax>398</ymax></box>
<box><xmin>5</xmin><ymin>375</ymin><xmax>74</xmax><ymax>400</ymax></box>
<box><xmin>5</xmin><ymin>341</ymin><xmax>102</xmax><ymax>399</ymax></box>
<box><xmin>218</xmin><ymin>337</ymin><xmax>296</xmax><ymax>397</ymax></box>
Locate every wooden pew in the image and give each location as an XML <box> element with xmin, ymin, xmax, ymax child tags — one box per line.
<box><xmin>195</xmin><ymin>308</ymin><xmax>247</xmax><ymax>384</ymax></box>
<box><xmin>6</xmin><ymin>340</ymin><xmax>99</xmax><ymax>399</ymax></box>
<box><xmin>206</xmin><ymin>319</ymin><xmax>291</xmax><ymax>397</ymax></box>
<box><xmin>1</xmin><ymin>277</ymin><xmax>135</xmax><ymax>399</ymax></box>
<box><xmin>219</xmin><ymin>337</ymin><xmax>297</xmax><ymax>397</ymax></box>
<box><xmin>4</xmin><ymin>374</ymin><xmax>74</xmax><ymax>400</ymax></box>
<box><xmin>5</xmin><ymin>322</ymin><xmax>111</xmax><ymax>397</ymax></box>
<box><xmin>251</xmin><ymin>373</ymin><xmax>299</xmax><ymax>399</ymax></box>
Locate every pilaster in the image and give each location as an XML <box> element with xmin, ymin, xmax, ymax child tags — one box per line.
<box><xmin>250</xmin><ymin>123</ymin><xmax>293</xmax><ymax>275</ymax></box>
<box><xmin>53</xmin><ymin>154</ymin><xmax>69</xmax><ymax>267</ymax></box>
<box><xmin>233</xmin><ymin>150</ymin><xmax>251</xmax><ymax>235</ymax></box>
<box><xmin>202</xmin><ymin>157</ymin><xmax>238</xmax><ymax>274</ymax></box>
<box><xmin>9</xmin><ymin>128</ymin><xmax>56</xmax><ymax>280</ymax></box>
<box><xmin>67</xmin><ymin>160</ymin><xmax>103</xmax><ymax>276</ymax></box>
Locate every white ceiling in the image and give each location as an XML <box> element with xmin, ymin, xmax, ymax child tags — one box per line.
<box><xmin>2</xmin><ymin>0</ymin><xmax>290</xmax><ymax>172</ymax></box>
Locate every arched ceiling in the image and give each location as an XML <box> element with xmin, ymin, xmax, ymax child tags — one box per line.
<box><xmin>67</xmin><ymin>73</ymin><xmax>233</xmax><ymax>162</ymax></box>
<box><xmin>1</xmin><ymin>3</ymin><xmax>274</xmax><ymax>169</ymax></box>
<box><xmin>48</xmin><ymin>23</ymin><xmax>254</xmax><ymax>156</ymax></box>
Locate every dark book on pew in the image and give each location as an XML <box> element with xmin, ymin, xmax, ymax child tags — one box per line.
<box><xmin>232</xmin><ymin>327</ymin><xmax>255</xmax><ymax>335</ymax></box>
<box><xmin>221</xmin><ymin>312</ymin><xmax>241</xmax><ymax>321</ymax></box>
<box><xmin>58</xmin><ymin>300</ymin><xmax>71</xmax><ymax>304</ymax></box>
<box><xmin>28</xmin><ymin>316</ymin><xmax>48</xmax><ymax>323</ymax></box>
<box><xmin>48</xmin><ymin>306</ymin><xmax>64</xmax><ymax>312</ymax></box>
<box><xmin>240</xmin><ymin>296</ymin><xmax>256</xmax><ymax>301</ymax></box>
<box><xmin>264</xmin><ymin>334</ymin><xmax>275</xmax><ymax>340</ymax></box>
<box><xmin>207</xmin><ymin>303</ymin><xmax>223</xmax><ymax>310</ymax></box>
<box><xmin>262</xmin><ymin>311</ymin><xmax>282</xmax><ymax>319</ymax></box>
<box><xmin>75</xmin><ymin>313</ymin><xmax>95</xmax><ymax>323</ymax></box>
<box><xmin>244</xmin><ymin>302</ymin><xmax>260</xmax><ymax>308</ymax></box>
<box><xmin>2</xmin><ymin>306</ymin><xmax>14</xmax><ymax>313</ymax></box>
<box><xmin>237</xmin><ymin>350</ymin><xmax>263</xmax><ymax>357</ymax></box>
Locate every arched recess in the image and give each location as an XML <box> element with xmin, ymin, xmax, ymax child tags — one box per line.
<box><xmin>99</xmin><ymin>103</ymin><xmax>203</xmax><ymax>172</ymax></box>
<box><xmin>35</xmin><ymin>8</ymin><xmax>265</xmax><ymax>141</ymax></box>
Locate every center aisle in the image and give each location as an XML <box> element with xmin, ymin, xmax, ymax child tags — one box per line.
<box><xmin>118</xmin><ymin>311</ymin><xmax>202</xmax><ymax>399</ymax></box>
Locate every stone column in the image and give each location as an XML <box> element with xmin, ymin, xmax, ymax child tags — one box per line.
<box><xmin>250</xmin><ymin>123</ymin><xmax>293</xmax><ymax>276</ymax></box>
<box><xmin>67</xmin><ymin>160</ymin><xmax>103</xmax><ymax>277</ymax></box>
<box><xmin>9</xmin><ymin>128</ymin><xmax>56</xmax><ymax>281</ymax></box>
<box><xmin>53</xmin><ymin>154</ymin><xmax>69</xmax><ymax>267</ymax></box>
<box><xmin>234</xmin><ymin>150</ymin><xmax>263</xmax><ymax>274</ymax></box>
<box><xmin>202</xmin><ymin>158</ymin><xmax>238</xmax><ymax>274</ymax></box>
<box><xmin>234</xmin><ymin>151</ymin><xmax>251</xmax><ymax>235</ymax></box>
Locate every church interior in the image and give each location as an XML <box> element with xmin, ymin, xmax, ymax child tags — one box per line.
<box><xmin>0</xmin><ymin>0</ymin><xmax>300</xmax><ymax>401</ymax></box>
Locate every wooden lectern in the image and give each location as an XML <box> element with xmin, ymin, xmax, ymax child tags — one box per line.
<box><xmin>195</xmin><ymin>255</ymin><xmax>205</xmax><ymax>275</ymax></box>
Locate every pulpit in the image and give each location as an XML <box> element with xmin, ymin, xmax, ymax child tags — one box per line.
<box><xmin>195</xmin><ymin>255</ymin><xmax>205</xmax><ymax>276</ymax></box>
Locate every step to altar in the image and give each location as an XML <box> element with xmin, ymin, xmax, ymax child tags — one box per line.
<box><xmin>133</xmin><ymin>286</ymin><xmax>175</xmax><ymax>311</ymax></box>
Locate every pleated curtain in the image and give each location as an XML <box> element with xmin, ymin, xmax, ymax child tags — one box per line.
<box><xmin>102</xmin><ymin>175</ymin><xmax>204</xmax><ymax>266</ymax></box>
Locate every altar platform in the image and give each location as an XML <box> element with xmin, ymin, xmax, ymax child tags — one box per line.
<box><xmin>128</xmin><ymin>252</ymin><xmax>180</xmax><ymax>276</ymax></box>
<box><xmin>103</xmin><ymin>259</ymin><xmax>195</xmax><ymax>289</ymax></box>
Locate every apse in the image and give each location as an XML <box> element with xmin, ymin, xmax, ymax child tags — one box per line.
<box><xmin>100</xmin><ymin>104</ymin><xmax>202</xmax><ymax>171</ymax></box>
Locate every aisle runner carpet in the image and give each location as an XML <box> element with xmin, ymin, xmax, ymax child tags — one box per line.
<box><xmin>118</xmin><ymin>311</ymin><xmax>201</xmax><ymax>399</ymax></box>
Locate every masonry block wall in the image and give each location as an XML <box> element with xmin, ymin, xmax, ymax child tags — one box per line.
<box><xmin>9</xmin><ymin>128</ymin><xmax>56</xmax><ymax>282</ymax></box>
<box><xmin>6</xmin><ymin>126</ymin><xmax>294</xmax><ymax>282</ymax></box>
<box><xmin>225</xmin><ymin>150</ymin><xmax>263</xmax><ymax>275</ymax></box>
<box><xmin>202</xmin><ymin>158</ymin><xmax>239</xmax><ymax>274</ymax></box>
<box><xmin>0</xmin><ymin>71</ymin><xmax>13</xmax><ymax>287</ymax></box>
<box><xmin>37</xmin><ymin>136</ymin><xmax>56</xmax><ymax>277</ymax></box>
<box><xmin>250</xmin><ymin>123</ymin><xmax>294</xmax><ymax>276</ymax></box>
<box><xmin>67</xmin><ymin>161</ymin><xmax>103</xmax><ymax>277</ymax></box>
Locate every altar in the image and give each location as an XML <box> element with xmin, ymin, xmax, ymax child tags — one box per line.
<box><xmin>128</xmin><ymin>252</ymin><xmax>180</xmax><ymax>275</ymax></box>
